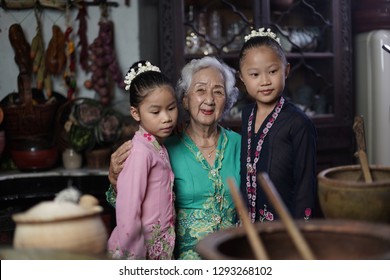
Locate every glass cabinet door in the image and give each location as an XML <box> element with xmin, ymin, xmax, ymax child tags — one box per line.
<box><xmin>178</xmin><ymin>1</ymin><xmax>350</xmax><ymax>122</ymax></box>
<box><xmin>183</xmin><ymin>0</ymin><xmax>253</xmax><ymax>58</ymax></box>
<box><xmin>269</xmin><ymin>1</ymin><xmax>334</xmax><ymax>117</ymax></box>
<box><xmin>159</xmin><ymin>0</ymin><xmax>354</xmax><ymax>169</ymax></box>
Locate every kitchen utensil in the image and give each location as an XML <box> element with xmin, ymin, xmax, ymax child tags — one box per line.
<box><xmin>196</xmin><ymin>219</ymin><xmax>390</xmax><ymax>259</ymax></box>
<box><xmin>258</xmin><ymin>172</ymin><xmax>316</xmax><ymax>260</ymax></box>
<box><xmin>353</xmin><ymin>115</ymin><xmax>373</xmax><ymax>182</ymax></box>
<box><xmin>226</xmin><ymin>178</ymin><xmax>269</xmax><ymax>260</ymax></box>
<box><xmin>318</xmin><ymin>164</ymin><xmax>390</xmax><ymax>223</ymax></box>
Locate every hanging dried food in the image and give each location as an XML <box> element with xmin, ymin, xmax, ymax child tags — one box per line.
<box><xmin>76</xmin><ymin>2</ymin><xmax>89</xmax><ymax>73</ymax></box>
<box><xmin>30</xmin><ymin>23</ymin><xmax>44</xmax><ymax>74</ymax></box>
<box><xmin>64</xmin><ymin>27</ymin><xmax>77</xmax><ymax>100</ymax></box>
<box><xmin>45</xmin><ymin>25</ymin><xmax>66</xmax><ymax>76</ymax></box>
<box><xmin>8</xmin><ymin>23</ymin><xmax>33</xmax><ymax>106</ymax></box>
<box><xmin>101</xmin><ymin>21</ymin><xmax>124</xmax><ymax>89</ymax></box>
<box><xmin>8</xmin><ymin>23</ymin><xmax>32</xmax><ymax>76</ymax></box>
<box><xmin>89</xmin><ymin>17</ymin><xmax>124</xmax><ymax>106</ymax></box>
<box><xmin>30</xmin><ymin>9</ymin><xmax>50</xmax><ymax>93</ymax></box>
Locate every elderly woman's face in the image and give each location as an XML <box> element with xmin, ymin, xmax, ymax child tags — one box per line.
<box><xmin>183</xmin><ymin>67</ymin><xmax>226</xmax><ymax>126</ymax></box>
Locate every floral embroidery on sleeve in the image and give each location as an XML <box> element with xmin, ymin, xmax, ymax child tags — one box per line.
<box><xmin>146</xmin><ymin>222</ymin><xmax>176</xmax><ymax>260</ymax></box>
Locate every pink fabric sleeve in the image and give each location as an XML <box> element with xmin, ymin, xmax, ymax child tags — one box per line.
<box><xmin>115</xmin><ymin>148</ymin><xmax>150</xmax><ymax>258</ymax></box>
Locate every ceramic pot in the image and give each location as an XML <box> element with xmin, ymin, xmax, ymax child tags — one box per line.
<box><xmin>196</xmin><ymin>219</ymin><xmax>390</xmax><ymax>260</ymax></box>
<box><xmin>10</xmin><ymin>138</ymin><xmax>58</xmax><ymax>171</ymax></box>
<box><xmin>12</xmin><ymin>196</ymin><xmax>107</xmax><ymax>254</ymax></box>
<box><xmin>62</xmin><ymin>148</ymin><xmax>82</xmax><ymax>169</ymax></box>
<box><xmin>317</xmin><ymin>165</ymin><xmax>390</xmax><ymax>223</ymax></box>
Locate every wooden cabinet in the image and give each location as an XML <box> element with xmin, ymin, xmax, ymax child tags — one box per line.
<box><xmin>158</xmin><ymin>0</ymin><xmax>355</xmax><ymax>171</ymax></box>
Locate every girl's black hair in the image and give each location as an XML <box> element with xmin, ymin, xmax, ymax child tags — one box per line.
<box><xmin>239</xmin><ymin>34</ymin><xmax>288</xmax><ymax>67</ymax></box>
<box><xmin>127</xmin><ymin>60</ymin><xmax>173</xmax><ymax>108</ymax></box>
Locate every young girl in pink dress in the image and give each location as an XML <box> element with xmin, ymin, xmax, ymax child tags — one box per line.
<box><xmin>107</xmin><ymin>61</ymin><xmax>178</xmax><ymax>259</ymax></box>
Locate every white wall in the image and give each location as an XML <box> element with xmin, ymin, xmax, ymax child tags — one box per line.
<box><xmin>0</xmin><ymin>2</ymin><xmax>140</xmax><ymax>108</ymax></box>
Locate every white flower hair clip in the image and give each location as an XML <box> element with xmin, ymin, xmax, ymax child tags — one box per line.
<box><xmin>124</xmin><ymin>61</ymin><xmax>161</xmax><ymax>91</ymax></box>
<box><xmin>244</xmin><ymin>27</ymin><xmax>281</xmax><ymax>46</ymax></box>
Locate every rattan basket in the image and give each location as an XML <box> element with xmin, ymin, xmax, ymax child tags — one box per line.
<box><xmin>1</xmin><ymin>76</ymin><xmax>61</xmax><ymax>141</ymax></box>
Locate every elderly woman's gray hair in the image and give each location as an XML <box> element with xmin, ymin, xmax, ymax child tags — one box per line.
<box><xmin>176</xmin><ymin>56</ymin><xmax>239</xmax><ymax>118</ymax></box>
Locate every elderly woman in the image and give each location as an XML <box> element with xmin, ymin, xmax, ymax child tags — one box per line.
<box><xmin>106</xmin><ymin>56</ymin><xmax>241</xmax><ymax>259</ymax></box>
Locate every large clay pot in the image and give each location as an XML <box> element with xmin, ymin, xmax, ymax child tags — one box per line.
<box><xmin>196</xmin><ymin>219</ymin><xmax>390</xmax><ymax>260</ymax></box>
<box><xmin>12</xmin><ymin>195</ymin><xmax>108</xmax><ymax>254</ymax></box>
<box><xmin>10</xmin><ymin>138</ymin><xmax>58</xmax><ymax>171</ymax></box>
<box><xmin>317</xmin><ymin>165</ymin><xmax>390</xmax><ymax>223</ymax></box>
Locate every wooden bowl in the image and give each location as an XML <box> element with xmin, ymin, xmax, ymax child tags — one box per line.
<box><xmin>196</xmin><ymin>219</ymin><xmax>390</xmax><ymax>260</ymax></box>
<box><xmin>317</xmin><ymin>165</ymin><xmax>390</xmax><ymax>223</ymax></box>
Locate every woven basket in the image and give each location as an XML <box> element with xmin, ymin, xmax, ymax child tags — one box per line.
<box><xmin>1</xmin><ymin>75</ymin><xmax>60</xmax><ymax>141</ymax></box>
<box><xmin>85</xmin><ymin>147</ymin><xmax>111</xmax><ymax>169</ymax></box>
<box><xmin>2</xmin><ymin>102</ymin><xmax>59</xmax><ymax>141</ymax></box>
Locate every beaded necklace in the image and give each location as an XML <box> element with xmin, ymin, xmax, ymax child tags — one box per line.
<box><xmin>246</xmin><ymin>97</ymin><xmax>285</xmax><ymax>223</ymax></box>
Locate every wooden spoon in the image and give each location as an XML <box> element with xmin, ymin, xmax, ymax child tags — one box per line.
<box><xmin>257</xmin><ymin>172</ymin><xmax>316</xmax><ymax>260</ymax></box>
<box><xmin>353</xmin><ymin>115</ymin><xmax>373</xmax><ymax>183</ymax></box>
<box><xmin>227</xmin><ymin>178</ymin><xmax>269</xmax><ymax>260</ymax></box>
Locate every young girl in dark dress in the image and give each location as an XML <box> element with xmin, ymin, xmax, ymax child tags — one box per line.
<box><xmin>238</xmin><ymin>28</ymin><xmax>317</xmax><ymax>223</ymax></box>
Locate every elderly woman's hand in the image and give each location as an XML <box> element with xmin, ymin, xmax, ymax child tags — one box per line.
<box><xmin>108</xmin><ymin>140</ymin><xmax>132</xmax><ymax>189</ymax></box>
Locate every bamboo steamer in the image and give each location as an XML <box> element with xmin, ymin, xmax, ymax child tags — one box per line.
<box><xmin>12</xmin><ymin>196</ymin><xmax>108</xmax><ymax>254</ymax></box>
<box><xmin>196</xmin><ymin>219</ymin><xmax>390</xmax><ymax>260</ymax></box>
<box><xmin>317</xmin><ymin>165</ymin><xmax>390</xmax><ymax>223</ymax></box>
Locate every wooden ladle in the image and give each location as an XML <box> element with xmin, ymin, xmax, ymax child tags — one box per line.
<box><xmin>353</xmin><ymin>115</ymin><xmax>373</xmax><ymax>183</ymax></box>
<box><xmin>227</xmin><ymin>178</ymin><xmax>269</xmax><ymax>260</ymax></box>
<box><xmin>258</xmin><ymin>172</ymin><xmax>316</xmax><ymax>260</ymax></box>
